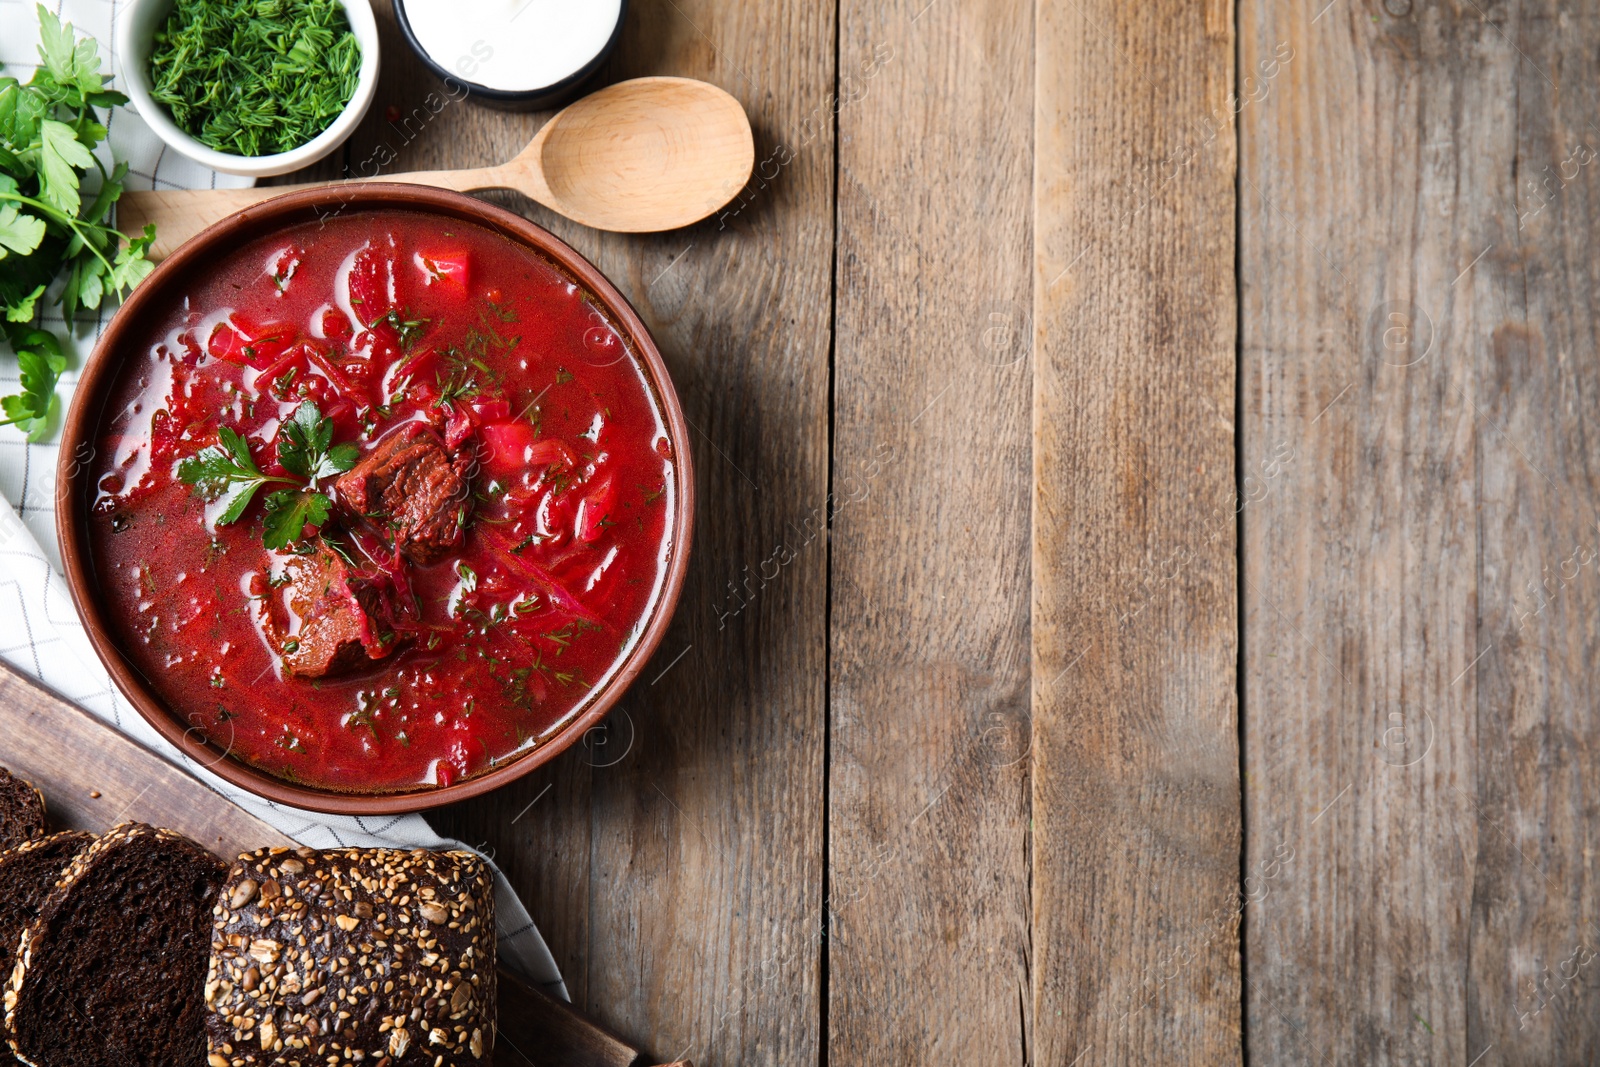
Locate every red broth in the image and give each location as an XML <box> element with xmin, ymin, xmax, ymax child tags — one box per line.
<box><xmin>87</xmin><ymin>211</ymin><xmax>678</xmax><ymax>793</ymax></box>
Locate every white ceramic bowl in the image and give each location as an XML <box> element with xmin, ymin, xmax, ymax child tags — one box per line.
<box><xmin>115</xmin><ymin>0</ymin><xmax>380</xmax><ymax>178</ymax></box>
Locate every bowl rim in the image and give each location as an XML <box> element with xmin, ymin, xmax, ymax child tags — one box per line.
<box><xmin>114</xmin><ymin>0</ymin><xmax>381</xmax><ymax>178</ymax></box>
<box><xmin>391</xmin><ymin>0</ymin><xmax>627</xmax><ymax>110</ymax></box>
<box><xmin>56</xmin><ymin>183</ymin><xmax>695</xmax><ymax>815</ymax></box>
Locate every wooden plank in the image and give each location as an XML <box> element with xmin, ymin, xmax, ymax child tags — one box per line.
<box><xmin>1237</xmin><ymin>2</ymin><xmax>1523</xmax><ymax>1062</ymax></box>
<box><xmin>408</xmin><ymin>5</ymin><xmax>838</xmax><ymax>1065</ymax></box>
<box><xmin>0</xmin><ymin>660</ymin><xmax>293</xmax><ymax>856</ymax></box>
<box><xmin>497</xmin><ymin>969</ymin><xmax>643</xmax><ymax>1067</ymax></box>
<box><xmin>826</xmin><ymin>1</ymin><xmax>1033</xmax><ymax>1063</ymax></box>
<box><xmin>1032</xmin><ymin>0</ymin><xmax>1240</xmax><ymax>1063</ymax></box>
<box><xmin>574</xmin><ymin>6</ymin><xmax>833</xmax><ymax>1063</ymax></box>
<box><xmin>1463</xmin><ymin>6</ymin><xmax>1600</xmax><ymax>1063</ymax></box>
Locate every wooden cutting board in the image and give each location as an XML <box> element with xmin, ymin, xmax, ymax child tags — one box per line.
<box><xmin>0</xmin><ymin>658</ymin><xmax>676</xmax><ymax>1067</ymax></box>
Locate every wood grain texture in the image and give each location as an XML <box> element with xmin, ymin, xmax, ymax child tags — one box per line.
<box><xmin>567</xmin><ymin>6</ymin><xmax>833</xmax><ymax>1063</ymax></box>
<box><xmin>1032</xmin><ymin>0</ymin><xmax>1240</xmax><ymax>1064</ymax></box>
<box><xmin>496</xmin><ymin>969</ymin><xmax>643</xmax><ymax>1067</ymax></box>
<box><xmin>421</xmin><ymin>3</ymin><xmax>838</xmax><ymax>1066</ymax></box>
<box><xmin>1460</xmin><ymin>4</ymin><xmax>1600</xmax><ymax>1063</ymax></box>
<box><xmin>826</xmin><ymin>0</ymin><xmax>1033</xmax><ymax>1063</ymax></box>
<box><xmin>67</xmin><ymin>2</ymin><xmax>1600</xmax><ymax>1062</ymax></box>
<box><xmin>1238</xmin><ymin>1</ymin><xmax>1515</xmax><ymax>1062</ymax></box>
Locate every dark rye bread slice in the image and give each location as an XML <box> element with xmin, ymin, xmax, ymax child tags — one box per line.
<box><xmin>0</xmin><ymin>832</ymin><xmax>94</xmax><ymax>996</ymax></box>
<box><xmin>0</xmin><ymin>832</ymin><xmax>94</xmax><ymax>1066</ymax></box>
<box><xmin>3</xmin><ymin>822</ymin><xmax>226</xmax><ymax>1067</ymax></box>
<box><xmin>206</xmin><ymin>847</ymin><xmax>496</xmax><ymax>1066</ymax></box>
<box><xmin>0</xmin><ymin>769</ymin><xmax>45</xmax><ymax>851</ymax></box>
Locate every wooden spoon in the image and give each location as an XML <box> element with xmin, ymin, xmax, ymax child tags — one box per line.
<box><xmin>119</xmin><ymin>77</ymin><xmax>754</xmax><ymax>259</ymax></box>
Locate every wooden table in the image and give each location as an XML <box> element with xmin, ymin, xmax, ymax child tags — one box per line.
<box><xmin>269</xmin><ymin>1</ymin><xmax>1600</xmax><ymax>1063</ymax></box>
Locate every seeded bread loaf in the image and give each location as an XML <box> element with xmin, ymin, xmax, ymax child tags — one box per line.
<box><xmin>0</xmin><ymin>769</ymin><xmax>45</xmax><ymax>851</ymax></box>
<box><xmin>206</xmin><ymin>846</ymin><xmax>496</xmax><ymax>1067</ymax></box>
<box><xmin>0</xmin><ymin>832</ymin><xmax>93</xmax><ymax>1067</ymax></box>
<box><xmin>3</xmin><ymin>821</ymin><xmax>227</xmax><ymax>1067</ymax></box>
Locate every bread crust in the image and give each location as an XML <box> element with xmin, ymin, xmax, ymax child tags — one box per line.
<box><xmin>206</xmin><ymin>846</ymin><xmax>496</xmax><ymax>1067</ymax></box>
<box><xmin>0</xmin><ymin>831</ymin><xmax>93</xmax><ymax>1067</ymax></box>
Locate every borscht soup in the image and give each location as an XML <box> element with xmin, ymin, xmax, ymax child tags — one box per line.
<box><xmin>85</xmin><ymin>210</ymin><xmax>680</xmax><ymax>793</ymax></box>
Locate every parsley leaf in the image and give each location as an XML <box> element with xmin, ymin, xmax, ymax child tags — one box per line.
<box><xmin>81</xmin><ymin>159</ymin><xmax>125</xmax><ymax>227</ymax></box>
<box><xmin>177</xmin><ymin>426</ymin><xmax>290</xmax><ymax>524</ymax></box>
<box><xmin>0</xmin><ymin>203</ymin><xmax>45</xmax><ymax>257</ymax></box>
<box><xmin>37</xmin><ymin>119</ymin><xmax>92</xmax><ymax>216</ymax></box>
<box><xmin>0</xmin><ymin>325</ymin><xmax>65</xmax><ymax>440</ymax></box>
<box><xmin>62</xmin><ymin>253</ymin><xmax>104</xmax><ymax>316</ymax></box>
<box><xmin>36</xmin><ymin>11</ymin><xmax>105</xmax><ymax>98</ymax></box>
<box><xmin>5</xmin><ymin>285</ymin><xmax>43</xmax><ymax>324</ymax></box>
<box><xmin>109</xmin><ymin>223</ymin><xmax>156</xmax><ymax>291</ymax></box>
<box><xmin>278</xmin><ymin>400</ymin><xmax>359</xmax><ymax>482</ymax></box>
<box><xmin>331</xmin><ymin>441</ymin><xmax>361</xmax><ymax>466</ymax></box>
<box><xmin>178</xmin><ymin>403</ymin><xmax>358</xmax><ymax>550</ymax></box>
<box><xmin>33</xmin><ymin>10</ymin><xmax>77</xmax><ymax>83</ymax></box>
<box><xmin>261</xmin><ymin>488</ymin><xmax>332</xmax><ymax>551</ymax></box>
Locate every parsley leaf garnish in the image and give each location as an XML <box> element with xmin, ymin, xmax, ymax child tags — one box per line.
<box><xmin>109</xmin><ymin>224</ymin><xmax>157</xmax><ymax>292</ymax></box>
<box><xmin>37</xmin><ymin>119</ymin><xmax>92</xmax><ymax>216</ymax></box>
<box><xmin>177</xmin><ymin>401</ymin><xmax>358</xmax><ymax>549</ymax></box>
<box><xmin>278</xmin><ymin>399</ymin><xmax>360</xmax><ymax>481</ymax></box>
<box><xmin>0</xmin><ymin>203</ymin><xmax>47</xmax><ymax>257</ymax></box>
<box><xmin>262</xmin><ymin>488</ymin><xmax>332</xmax><ymax>551</ymax></box>
<box><xmin>177</xmin><ymin>426</ymin><xmax>291</xmax><ymax>525</ymax></box>
<box><xmin>36</xmin><ymin>8</ymin><xmax>109</xmax><ymax>99</ymax></box>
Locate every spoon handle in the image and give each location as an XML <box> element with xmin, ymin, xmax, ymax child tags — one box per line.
<box><xmin>118</xmin><ymin>166</ymin><xmax>525</xmax><ymax>260</ymax></box>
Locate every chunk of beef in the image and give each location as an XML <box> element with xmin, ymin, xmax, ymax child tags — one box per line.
<box><xmin>335</xmin><ymin>424</ymin><xmax>472</xmax><ymax>564</ymax></box>
<box><xmin>262</xmin><ymin>542</ymin><xmax>396</xmax><ymax>678</ymax></box>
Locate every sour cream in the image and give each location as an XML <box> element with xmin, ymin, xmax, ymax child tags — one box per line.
<box><xmin>398</xmin><ymin>0</ymin><xmax>625</xmax><ymax>95</ymax></box>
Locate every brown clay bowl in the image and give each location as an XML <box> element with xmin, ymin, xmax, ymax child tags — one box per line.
<box><xmin>56</xmin><ymin>184</ymin><xmax>694</xmax><ymax>815</ymax></box>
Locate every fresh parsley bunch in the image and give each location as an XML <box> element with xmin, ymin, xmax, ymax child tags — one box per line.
<box><xmin>178</xmin><ymin>401</ymin><xmax>360</xmax><ymax>550</ymax></box>
<box><xmin>0</xmin><ymin>6</ymin><xmax>156</xmax><ymax>439</ymax></box>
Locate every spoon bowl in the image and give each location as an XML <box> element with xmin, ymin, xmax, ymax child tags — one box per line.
<box><xmin>503</xmin><ymin>76</ymin><xmax>754</xmax><ymax>231</ymax></box>
<box><xmin>118</xmin><ymin>77</ymin><xmax>755</xmax><ymax>257</ymax></box>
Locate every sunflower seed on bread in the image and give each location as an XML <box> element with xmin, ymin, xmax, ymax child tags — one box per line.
<box><xmin>206</xmin><ymin>846</ymin><xmax>496</xmax><ymax>1066</ymax></box>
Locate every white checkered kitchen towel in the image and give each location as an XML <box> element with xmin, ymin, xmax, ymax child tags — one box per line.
<box><xmin>0</xmin><ymin>0</ymin><xmax>566</xmax><ymax>997</ymax></box>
